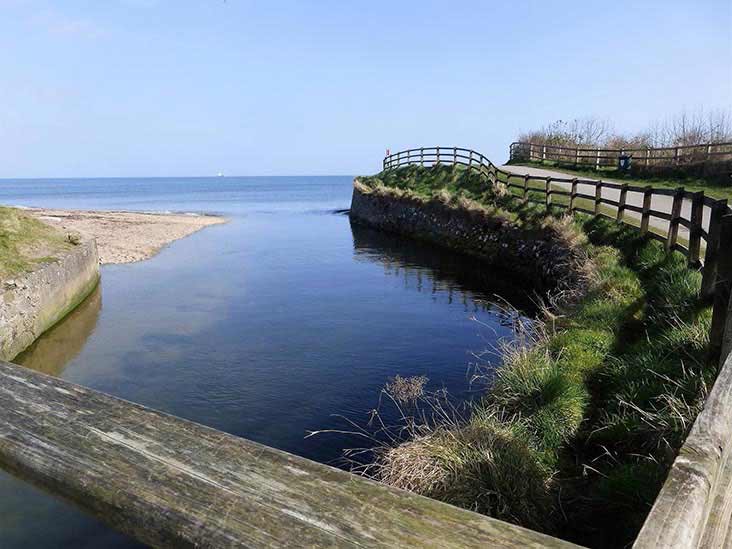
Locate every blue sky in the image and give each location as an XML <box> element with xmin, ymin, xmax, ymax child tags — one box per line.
<box><xmin>1</xmin><ymin>0</ymin><xmax>730</xmax><ymax>178</ymax></box>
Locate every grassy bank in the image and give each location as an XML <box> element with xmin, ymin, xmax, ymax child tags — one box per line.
<box><xmin>0</xmin><ymin>207</ymin><xmax>75</xmax><ymax>279</ymax></box>
<box><xmin>506</xmin><ymin>159</ymin><xmax>732</xmax><ymax>200</ymax></box>
<box><xmin>357</xmin><ymin>165</ymin><xmax>714</xmax><ymax>547</ymax></box>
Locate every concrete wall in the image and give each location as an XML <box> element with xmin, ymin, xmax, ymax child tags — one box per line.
<box><xmin>0</xmin><ymin>240</ymin><xmax>100</xmax><ymax>362</ymax></box>
<box><xmin>349</xmin><ymin>184</ymin><xmax>583</xmax><ymax>293</ymax></box>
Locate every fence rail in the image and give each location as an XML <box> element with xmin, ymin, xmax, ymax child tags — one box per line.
<box><xmin>383</xmin><ymin>145</ymin><xmax>732</xmax><ymax>547</ymax></box>
<box><xmin>0</xmin><ymin>359</ymin><xmax>574</xmax><ymax>549</ymax></box>
<box><xmin>383</xmin><ymin>146</ymin><xmax>732</xmax><ymax>352</ymax></box>
<box><xmin>508</xmin><ymin>140</ymin><xmax>732</xmax><ymax>170</ymax></box>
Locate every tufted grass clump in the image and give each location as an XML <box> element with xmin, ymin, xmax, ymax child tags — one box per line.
<box><xmin>374</xmin><ymin>410</ymin><xmax>555</xmax><ymax>531</ymax></box>
<box><xmin>353</xmin><ymin>164</ymin><xmax>717</xmax><ymax>547</ymax></box>
<box><xmin>384</xmin><ymin>375</ymin><xmax>428</xmax><ymax>404</ymax></box>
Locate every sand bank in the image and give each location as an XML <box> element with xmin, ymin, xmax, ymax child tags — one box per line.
<box><xmin>25</xmin><ymin>208</ymin><xmax>227</xmax><ymax>265</ymax></box>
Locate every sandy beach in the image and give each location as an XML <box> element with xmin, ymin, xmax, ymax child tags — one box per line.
<box><xmin>26</xmin><ymin>208</ymin><xmax>227</xmax><ymax>265</ymax></box>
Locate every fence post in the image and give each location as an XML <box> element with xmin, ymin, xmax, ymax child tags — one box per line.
<box><xmin>435</xmin><ymin>146</ymin><xmax>440</xmax><ymax>166</ymax></box>
<box><xmin>645</xmin><ymin>148</ymin><xmax>650</xmax><ymax>167</ymax></box>
<box><xmin>640</xmin><ymin>186</ymin><xmax>653</xmax><ymax>235</ymax></box>
<box><xmin>523</xmin><ymin>174</ymin><xmax>529</xmax><ymax>203</ymax></box>
<box><xmin>665</xmin><ymin>187</ymin><xmax>685</xmax><ymax>252</ymax></box>
<box><xmin>687</xmin><ymin>191</ymin><xmax>705</xmax><ymax>268</ymax></box>
<box><xmin>545</xmin><ymin>177</ymin><xmax>552</xmax><ymax>211</ymax></box>
<box><xmin>420</xmin><ymin>147</ymin><xmax>424</xmax><ymax>167</ymax></box>
<box><xmin>574</xmin><ymin>147</ymin><xmax>580</xmax><ymax>166</ymax></box>
<box><xmin>569</xmin><ymin>178</ymin><xmax>578</xmax><ymax>212</ymax></box>
<box><xmin>674</xmin><ymin>147</ymin><xmax>680</xmax><ymax>166</ymax></box>
<box><xmin>542</xmin><ymin>145</ymin><xmax>547</xmax><ymax>162</ymax></box>
<box><xmin>594</xmin><ymin>181</ymin><xmax>603</xmax><ymax>215</ymax></box>
<box><xmin>701</xmin><ymin>199</ymin><xmax>729</xmax><ymax>298</ymax></box>
<box><xmin>616</xmin><ymin>183</ymin><xmax>629</xmax><ymax>223</ymax></box>
<box><xmin>595</xmin><ymin>149</ymin><xmax>600</xmax><ymax>170</ymax></box>
<box><xmin>454</xmin><ymin>147</ymin><xmax>457</xmax><ymax>165</ymax></box>
<box><xmin>708</xmin><ymin>214</ymin><xmax>732</xmax><ymax>364</ymax></box>
<box><xmin>468</xmin><ymin>150</ymin><xmax>473</xmax><ymax>172</ymax></box>
<box><xmin>707</xmin><ymin>143</ymin><xmax>713</xmax><ymax>161</ymax></box>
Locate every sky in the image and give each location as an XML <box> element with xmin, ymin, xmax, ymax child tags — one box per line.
<box><xmin>0</xmin><ymin>0</ymin><xmax>730</xmax><ymax>178</ymax></box>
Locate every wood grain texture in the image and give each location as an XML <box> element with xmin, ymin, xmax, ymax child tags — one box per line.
<box><xmin>635</xmin><ymin>352</ymin><xmax>732</xmax><ymax>548</ymax></box>
<box><xmin>0</xmin><ymin>360</ymin><xmax>578</xmax><ymax>549</ymax></box>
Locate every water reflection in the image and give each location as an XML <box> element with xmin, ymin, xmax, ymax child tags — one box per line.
<box><xmin>0</xmin><ymin>195</ymin><xmax>537</xmax><ymax>549</ymax></box>
<box><xmin>349</xmin><ymin>219</ymin><xmax>538</xmax><ymax>317</ymax></box>
<box><xmin>15</xmin><ymin>284</ymin><xmax>102</xmax><ymax>376</ymax></box>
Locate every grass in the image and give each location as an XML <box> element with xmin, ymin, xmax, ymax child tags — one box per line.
<box><xmin>356</xmin><ymin>164</ymin><xmax>715</xmax><ymax>547</ymax></box>
<box><xmin>0</xmin><ymin>206</ymin><xmax>74</xmax><ymax>278</ymax></box>
<box><xmin>506</xmin><ymin>159</ymin><xmax>732</xmax><ymax>201</ymax></box>
<box><xmin>358</xmin><ymin>163</ymin><xmax>517</xmax><ymax>218</ymax></box>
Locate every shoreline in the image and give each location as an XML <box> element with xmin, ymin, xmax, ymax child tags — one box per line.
<box><xmin>21</xmin><ymin>207</ymin><xmax>227</xmax><ymax>265</ymax></box>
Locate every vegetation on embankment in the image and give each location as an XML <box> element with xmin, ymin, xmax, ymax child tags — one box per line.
<box><xmin>0</xmin><ymin>206</ymin><xmax>99</xmax><ymax>362</ymax></box>
<box><xmin>352</xmin><ymin>169</ymin><xmax>586</xmax><ymax>295</ymax></box>
<box><xmin>0</xmin><ymin>206</ymin><xmax>75</xmax><ymax>279</ymax></box>
<box><xmin>355</xmin><ymin>164</ymin><xmax>715</xmax><ymax>548</ymax></box>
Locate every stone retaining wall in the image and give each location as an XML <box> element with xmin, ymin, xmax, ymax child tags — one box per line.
<box><xmin>0</xmin><ymin>240</ymin><xmax>100</xmax><ymax>361</ymax></box>
<box><xmin>349</xmin><ymin>184</ymin><xmax>583</xmax><ymax>293</ymax></box>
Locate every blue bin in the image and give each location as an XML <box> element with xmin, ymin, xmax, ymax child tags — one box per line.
<box><xmin>618</xmin><ymin>154</ymin><xmax>632</xmax><ymax>170</ymax></box>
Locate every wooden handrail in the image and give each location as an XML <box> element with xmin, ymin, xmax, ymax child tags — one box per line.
<box><xmin>508</xmin><ymin>140</ymin><xmax>732</xmax><ymax>170</ymax></box>
<box><xmin>380</xmin><ymin>146</ymin><xmax>732</xmax><ymax>546</ymax></box>
<box><xmin>634</xmin><ymin>348</ymin><xmax>732</xmax><ymax>548</ymax></box>
<box><xmin>0</xmin><ymin>359</ymin><xmax>577</xmax><ymax>549</ymax></box>
<box><xmin>381</xmin><ymin>145</ymin><xmax>732</xmax><ymax>357</ymax></box>
<box><xmin>510</xmin><ymin>140</ymin><xmax>732</xmax><ymax>154</ymax></box>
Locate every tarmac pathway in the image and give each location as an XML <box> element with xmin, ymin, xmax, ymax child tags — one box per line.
<box><xmin>500</xmin><ymin>164</ymin><xmax>712</xmax><ymax>242</ymax></box>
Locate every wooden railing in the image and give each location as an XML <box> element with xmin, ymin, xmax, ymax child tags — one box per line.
<box><xmin>508</xmin><ymin>140</ymin><xmax>732</xmax><ymax>170</ymax></box>
<box><xmin>0</xmin><ymin>359</ymin><xmax>575</xmax><ymax>548</ymax></box>
<box><xmin>634</xmin><ymin>349</ymin><xmax>732</xmax><ymax>548</ymax></box>
<box><xmin>384</xmin><ymin>146</ymin><xmax>732</xmax><ymax>547</ymax></box>
<box><xmin>383</xmin><ymin>146</ymin><xmax>732</xmax><ymax>356</ymax></box>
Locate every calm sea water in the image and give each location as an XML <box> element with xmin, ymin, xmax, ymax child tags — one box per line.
<box><xmin>0</xmin><ymin>176</ymin><xmax>533</xmax><ymax>548</ymax></box>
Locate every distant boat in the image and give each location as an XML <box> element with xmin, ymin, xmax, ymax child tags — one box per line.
<box><xmin>217</xmin><ymin>172</ymin><xmax>225</xmax><ymax>177</ymax></box>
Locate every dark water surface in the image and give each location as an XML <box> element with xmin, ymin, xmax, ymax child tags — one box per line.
<box><xmin>0</xmin><ymin>176</ymin><xmax>533</xmax><ymax>548</ymax></box>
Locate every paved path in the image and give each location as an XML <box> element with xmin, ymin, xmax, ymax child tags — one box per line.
<box><xmin>500</xmin><ymin>164</ymin><xmax>710</xmax><ymax>241</ymax></box>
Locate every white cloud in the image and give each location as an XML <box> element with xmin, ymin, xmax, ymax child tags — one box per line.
<box><xmin>31</xmin><ymin>8</ymin><xmax>108</xmax><ymax>39</ymax></box>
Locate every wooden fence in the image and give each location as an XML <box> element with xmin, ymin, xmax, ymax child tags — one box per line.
<box><xmin>0</xmin><ymin>359</ymin><xmax>575</xmax><ymax>548</ymax></box>
<box><xmin>508</xmin><ymin>140</ymin><xmax>732</xmax><ymax>170</ymax></box>
<box><xmin>384</xmin><ymin>146</ymin><xmax>732</xmax><ymax>547</ymax></box>
<box><xmin>383</xmin><ymin>146</ymin><xmax>732</xmax><ymax>357</ymax></box>
<box><xmin>634</xmin><ymin>349</ymin><xmax>732</xmax><ymax>548</ymax></box>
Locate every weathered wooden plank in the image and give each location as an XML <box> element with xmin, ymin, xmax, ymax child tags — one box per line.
<box><xmin>635</xmin><ymin>351</ymin><xmax>732</xmax><ymax>548</ymax></box>
<box><xmin>699</xmin><ymin>447</ymin><xmax>732</xmax><ymax>548</ymax></box>
<box><xmin>709</xmin><ymin>215</ymin><xmax>732</xmax><ymax>362</ymax></box>
<box><xmin>665</xmin><ymin>188</ymin><xmax>685</xmax><ymax>251</ymax></box>
<box><xmin>0</xmin><ymin>360</ymin><xmax>577</xmax><ymax>549</ymax></box>
<box><xmin>687</xmin><ymin>191</ymin><xmax>705</xmax><ymax>267</ymax></box>
<box><xmin>639</xmin><ymin>186</ymin><xmax>653</xmax><ymax>235</ymax></box>
<box><xmin>702</xmin><ymin>200</ymin><xmax>729</xmax><ymax>299</ymax></box>
<box><xmin>616</xmin><ymin>183</ymin><xmax>629</xmax><ymax>222</ymax></box>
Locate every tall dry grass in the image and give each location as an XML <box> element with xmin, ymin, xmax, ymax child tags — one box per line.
<box><xmin>517</xmin><ymin>108</ymin><xmax>732</xmax><ymax>150</ymax></box>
